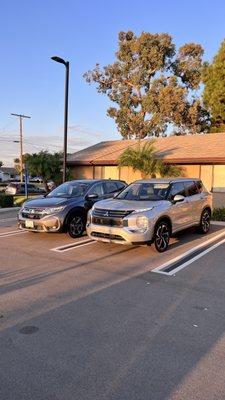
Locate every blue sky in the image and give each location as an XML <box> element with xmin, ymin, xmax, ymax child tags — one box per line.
<box><xmin>0</xmin><ymin>0</ymin><xmax>225</xmax><ymax>165</ymax></box>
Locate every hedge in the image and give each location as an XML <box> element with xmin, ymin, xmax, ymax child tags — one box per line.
<box><xmin>212</xmin><ymin>208</ymin><xmax>225</xmax><ymax>222</ymax></box>
<box><xmin>0</xmin><ymin>194</ymin><xmax>14</xmax><ymax>208</ymax></box>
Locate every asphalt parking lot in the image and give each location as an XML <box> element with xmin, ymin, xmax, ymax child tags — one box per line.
<box><xmin>1</xmin><ymin>210</ymin><xmax>225</xmax><ymax>400</ymax></box>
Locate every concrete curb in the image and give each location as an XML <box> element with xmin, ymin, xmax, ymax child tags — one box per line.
<box><xmin>211</xmin><ymin>220</ymin><xmax>225</xmax><ymax>226</ymax></box>
<box><xmin>0</xmin><ymin>207</ymin><xmax>20</xmax><ymax>213</ymax></box>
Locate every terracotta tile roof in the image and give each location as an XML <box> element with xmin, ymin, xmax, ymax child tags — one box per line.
<box><xmin>67</xmin><ymin>133</ymin><xmax>225</xmax><ymax>165</ymax></box>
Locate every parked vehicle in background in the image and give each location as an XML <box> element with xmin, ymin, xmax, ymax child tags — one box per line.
<box><xmin>29</xmin><ymin>177</ymin><xmax>43</xmax><ymax>183</ymax></box>
<box><xmin>5</xmin><ymin>182</ymin><xmax>46</xmax><ymax>195</ymax></box>
<box><xmin>18</xmin><ymin>179</ymin><xmax>127</xmax><ymax>237</ymax></box>
<box><xmin>86</xmin><ymin>178</ymin><xmax>212</xmax><ymax>252</ymax></box>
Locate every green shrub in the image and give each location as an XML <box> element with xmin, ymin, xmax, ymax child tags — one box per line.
<box><xmin>212</xmin><ymin>208</ymin><xmax>225</xmax><ymax>221</ymax></box>
<box><xmin>0</xmin><ymin>194</ymin><xmax>14</xmax><ymax>208</ymax></box>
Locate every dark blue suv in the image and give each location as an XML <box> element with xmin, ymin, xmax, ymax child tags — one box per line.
<box><xmin>18</xmin><ymin>179</ymin><xmax>126</xmax><ymax>237</ymax></box>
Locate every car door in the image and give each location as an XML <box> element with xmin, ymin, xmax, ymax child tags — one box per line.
<box><xmin>168</xmin><ymin>182</ymin><xmax>193</xmax><ymax>232</ymax></box>
<box><xmin>184</xmin><ymin>181</ymin><xmax>203</xmax><ymax>224</ymax></box>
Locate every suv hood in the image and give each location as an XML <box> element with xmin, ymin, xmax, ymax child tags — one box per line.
<box><xmin>94</xmin><ymin>198</ymin><xmax>169</xmax><ymax>211</ymax></box>
<box><xmin>23</xmin><ymin>196</ymin><xmax>82</xmax><ymax>208</ymax></box>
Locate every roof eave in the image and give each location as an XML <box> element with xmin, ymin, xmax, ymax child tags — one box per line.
<box><xmin>67</xmin><ymin>157</ymin><xmax>225</xmax><ymax>166</ymax></box>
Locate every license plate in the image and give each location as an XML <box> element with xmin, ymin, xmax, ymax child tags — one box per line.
<box><xmin>25</xmin><ymin>220</ymin><xmax>34</xmax><ymax>228</ymax></box>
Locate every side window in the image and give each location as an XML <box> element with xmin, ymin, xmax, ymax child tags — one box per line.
<box><xmin>196</xmin><ymin>181</ymin><xmax>203</xmax><ymax>193</ymax></box>
<box><xmin>116</xmin><ymin>181</ymin><xmax>126</xmax><ymax>190</ymax></box>
<box><xmin>89</xmin><ymin>183</ymin><xmax>104</xmax><ymax>196</ymax></box>
<box><xmin>168</xmin><ymin>182</ymin><xmax>186</xmax><ymax>199</ymax></box>
<box><xmin>104</xmin><ymin>181</ymin><xmax>118</xmax><ymax>194</ymax></box>
<box><xmin>184</xmin><ymin>181</ymin><xmax>199</xmax><ymax>196</ymax></box>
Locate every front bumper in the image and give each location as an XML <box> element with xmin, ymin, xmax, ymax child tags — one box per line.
<box><xmin>86</xmin><ymin>222</ymin><xmax>154</xmax><ymax>245</ymax></box>
<box><xmin>18</xmin><ymin>214</ymin><xmax>62</xmax><ymax>233</ymax></box>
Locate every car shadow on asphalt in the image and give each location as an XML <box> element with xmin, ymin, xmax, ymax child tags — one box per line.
<box><xmin>0</xmin><ymin>225</ymin><xmax>224</xmax><ymax>297</ymax></box>
<box><xmin>1</xmin><ymin>245</ymin><xmax>225</xmax><ymax>400</ymax></box>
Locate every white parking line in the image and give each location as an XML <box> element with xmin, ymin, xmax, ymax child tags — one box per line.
<box><xmin>166</xmin><ymin>237</ymin><xmax>225</xmax><ymax>275</ymax></box>
<box><xmin>0</xmin><ymin>217</ymin><xmax>17</xmax><ymax>222</ymax></box>
<box><xmin>152</xmin><ymin>229</ymin><xmax>225</xmax><ymax>276</ymax></box>
<box><xmin>51</xmin><ymin>238</ymin><xmax>96</xmax><ymax>252</ymax></box>
<box><xmin>0</xmin><ymin>230</ymin><xmax>28</xmax><ymax>238</ymax></box>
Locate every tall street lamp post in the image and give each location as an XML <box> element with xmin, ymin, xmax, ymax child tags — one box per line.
<box><xmin>51</xmin><ymin>56</ymin><xmax>70</xmax><ymax>183</ymax></box>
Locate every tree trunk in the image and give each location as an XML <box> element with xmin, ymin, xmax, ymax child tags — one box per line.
<box><xmin>43</xmin><ymin>179</ymin><xmax>49</xmax><ymax>193</ymax></box>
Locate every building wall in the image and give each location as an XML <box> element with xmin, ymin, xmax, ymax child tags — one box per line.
<box><xmin>70</xmin><ymin>166</ymin><xmax>93</xmax><ymax>180</ymax></box>
<box><xmin>69</xmin><ymin>163</ymin><xmax>225</xmax><ymax>208</ymax></box>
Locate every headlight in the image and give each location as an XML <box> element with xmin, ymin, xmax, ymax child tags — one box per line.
<box><xmin>136</xmin><ymin>215</ymin><xmax>149</xmax><ymax>231</ymax></box>
<box><xmin>43</xmin><ymin>206</ymin><xmax>66</xmax><ymax>214</ymax></box>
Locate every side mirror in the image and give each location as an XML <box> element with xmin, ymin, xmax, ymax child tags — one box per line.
<box><xmin>173</xmin><ymin>194</ymin><xmax>185</xmax><ymax>203</ymax></box>
<box><xmin>86</xmin><ymin>193</ymin><xmax>98</xmax><ymax>200</ymax></box>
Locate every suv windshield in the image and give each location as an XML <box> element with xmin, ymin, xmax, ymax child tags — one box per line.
<box><xmin>117</xmin><ymin>182</ymin><xmax>170</xmax><ymax>201</ymax></box>
<box><xmin>47</xmin><ymin>182</ymin><xmax>90</xmax><ymax>198</ymax></box>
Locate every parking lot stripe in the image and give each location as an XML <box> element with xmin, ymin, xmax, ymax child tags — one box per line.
<box><xmin>165</xmin><ymin>237</ymin><xmax>225</xmax><ymax>275</ymax></box>
<box><xmin>152</xmin><ymin>229</ymin><xmax>225</xmax><ymax>276</ymax></box>
<box><xmin>0</xmin><ymin>229</ymin><xmax>21</xmax><ymax>235</ymax></box>
<box><xmin>0</xmin><ymin>231</ymin><xmax>28</xmax><ymax>238</ymax></box>
<box><xmin>0</xmin><ymin>217</ymin><xmax>17</xmax><ymax>222</ymax></box>
<box><xmin>51</xmin><ymin>238</ymin><xmax>96</xmax><ymax>252</ymax></box>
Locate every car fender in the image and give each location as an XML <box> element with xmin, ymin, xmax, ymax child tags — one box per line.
<box><xmin>153</xmin><ymin>215</ymin><xmax>173</xmax><ymax>236</ymax></box>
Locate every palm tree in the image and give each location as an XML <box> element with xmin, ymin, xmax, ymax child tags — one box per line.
<box><xmin>118</xmin><ymin>140</ymin><xmax>182</xmax><ymax>178</ymax></box>
<box><xmin>158</xmin><ymin>162</ymin><xmax>182</xmax><ymax>177</ymax></box>
<box><xmin>118</xmin><ymin>141</ymin><xmax>159</xmax><ymax>179</ymax></box>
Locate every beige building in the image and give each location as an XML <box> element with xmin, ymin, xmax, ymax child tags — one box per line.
<box><xmin>67</xmin><ymin>133</ymin><xmax>225</xmax><ymax>208</ymax></box>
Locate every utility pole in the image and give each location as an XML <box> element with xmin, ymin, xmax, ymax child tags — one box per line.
<box><xmin>11</xmin><ymin>113</ymin><xmax>31</xmax><ymax>182</ymax></box>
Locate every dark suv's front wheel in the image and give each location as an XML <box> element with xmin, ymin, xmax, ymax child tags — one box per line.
<box><xmin>154</xmin><ymin>220</ymin><xmax>170</xmax><ymax>253</ymax></box>
<box><xmin>67</xmin><ymin>214</ymin><xmax>85</xmax><ymax>238</ymax></box>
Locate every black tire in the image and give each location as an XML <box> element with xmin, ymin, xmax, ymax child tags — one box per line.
<box><xmin>198</xmin><ymin>209</ymin><xmax>211</xmax><ymax>234</ymax></box>
<box><xmin>67</xmin><ymin>214</ymin><xmax>85</xmax><ymax>238</ymax></box>
<box><xmin>154</xmin><ymin>220</ymin><xmax>170</xmax><ymax>253</ymax></box>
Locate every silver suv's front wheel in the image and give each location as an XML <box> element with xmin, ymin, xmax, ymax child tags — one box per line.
<box><xmin>154</xmin><ymin>220</ymin><xmax>170</xmax><ymax>253</ymax></box>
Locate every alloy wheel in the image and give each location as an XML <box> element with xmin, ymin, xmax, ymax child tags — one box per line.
<box><xmin>201</xmin><ymin>210</ymin><xmax>210</xmax><ymax>233</ymax></box>
<box><xmin>154</xmin><ymin>222</ymin><xmax>170</xmax><ymax>252</ymax></box>
<box><xmin>68</xmin><ymin>215</ymin><xmax>84</xmax><ymax>238</ymax></box>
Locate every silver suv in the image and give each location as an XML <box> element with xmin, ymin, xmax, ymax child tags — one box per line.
<box><xmin>86</xmin><ymin>178</ymin><xmax>212</xmax><ymax>252</ymax></box>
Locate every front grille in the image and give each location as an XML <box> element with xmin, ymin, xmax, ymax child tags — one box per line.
<box><xmin>22</xmin><ymin>208</ymin><xmax>45</xmax><ymax>220</ymax></box>
<box><xmin>92</xmin><ymin>217</ymin><xmax>123</xmax><ymax>227</ymax></box>
<box><xmin>91</xmin><ymin>232</ymin><xmax>125</xmax><ymax>241</ymax></box>
<box><xmin>93</xmin><ymin>208</ymin><xmax>133</xmax><ymax>219</ymax></box>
